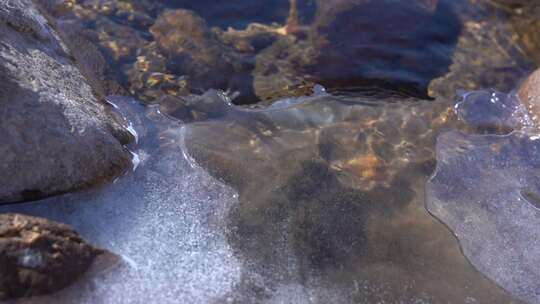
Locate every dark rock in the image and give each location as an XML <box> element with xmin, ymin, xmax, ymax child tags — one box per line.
<box><xmin>252</xmin><ymin>36</ymin><xmax>317</xmax><ymax>102</ymax></box>
<box><xmin>0</xmin><ymin>213</ymin><xmax>107</xmax><ymax>300</ymax></box>
<box><xmin>304</xmin><ymin>0</ymin><xmax>457</xmax><ymax>98</ymax></box>
<box><xmin>158</xmin><ymin>0</ymin><xmax>291</xmax><ymax>29</ymax></box>
<box><xmin>149</xmin><ymin>9</ymin><xmax>232</xmax><ymax>87</ymax></box>
<box><xmin>54</xmin><ymin>20</ymin><xmax>128</xmax><ymax>98</ymax></box>
<box><xmin>0</xmin><ymin>0</ymin><xmax>132</xmax><ymax>203</ymax></box>
<box><xmin>34</xmin><ymin>0</ymin><xmax>135</xmax><ymax>98</ymax></box>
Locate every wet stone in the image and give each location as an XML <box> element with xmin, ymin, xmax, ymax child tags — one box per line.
<box><xmin>148</xmin><ymin>10</ymin><xmax>242</xmax><ymax>96</ymax></box>
<box><xmin>0</xmin><ymin>0</ymin><xmax>132</xmax><ymax>203</ymax></box>
<box><xmin>158</xmin><ymin>0</ymin><xmax>291</xmax><ymax>29</ymax></box>
<box><xmin>0</xmin><ymin>213</ymin><xmax>107</xmax><ymax>301</ymax></box>
<box><xmin>510</xmin><ymin>3</ymin><xmax>540</xmax><ymax>65</ymax></box>
<box><xmin>428</xmin><ymin>0</ymin><xmax>536</xmax><ymax>99</ymax></box>
<box><xmin>33</xmin><ymin>0</ymin><xmax>462</xmax><ymax>105</ymax></box>
<box><xmin>304</xmin><ymin>0</ymin><xmax>457</xmax><ymax>98</ymax></box>
<box><xmin>26</xmin><ymin>0</ymin><xmax>540</xmax><ymax>109</ymax></box>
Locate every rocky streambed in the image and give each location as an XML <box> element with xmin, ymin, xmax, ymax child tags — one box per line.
<box><xmin>1</xmin><ymin>0</ymin><xmax>540</xmax><ymax>303</ymax></box>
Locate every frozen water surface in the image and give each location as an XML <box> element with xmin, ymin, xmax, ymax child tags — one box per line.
<box><xmin>427</xmin><ymin>90</ymin><xmax>540</xmax><ymax>304</ymax></box>
<box><xmin>0</xmin><ymin>97</ymin><xmax>241</xmax><ymax>304</ymax></box>
<box><xmin>0</xmin><ymin>93</ymin><xmax>523</xmax><ymax>303</ymax></box>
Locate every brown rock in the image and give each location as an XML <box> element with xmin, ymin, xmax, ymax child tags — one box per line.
<box><xmin>149</xmin><ymin>9</ymin><xmax>236</xmax><ymax>91</ymax></box>
<box><xmin>126</xmin><ymin>42</ymin><xmax>191</xmax><ymax>102</ymax></box>
<box><xmin>518</xmin><ymin>68</ymin><xmax>540</xmax><ymax>123</ymax></box>
<box><xmin>0</xmin><ymin>213</ymin><xmax>106</xmax><ymax>300</ymax></box>
<box><xmin>510</xmin><ymin>3</ymin><xmax>540</xmax><ymax>65</ymax></box>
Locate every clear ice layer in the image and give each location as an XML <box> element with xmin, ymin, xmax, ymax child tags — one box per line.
<box><xmin>1</xmin><ymin>93</ymin><xmax>521</xmax><ymax>303</ymax></box>
<box><xmin>427</xmin><ymin>90</ymin><xmax>540</xmax><ymax>304</ymax></box>
<box><xmin>0</xmin><ymin>97</ymin><xmax>242</xmax><ymax>304</ymax></box>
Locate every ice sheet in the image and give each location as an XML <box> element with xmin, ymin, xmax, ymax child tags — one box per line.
<box><xmin>427</xmin><ymin>90</ymin><xmax>540</xmax><ymax>303</ymax></box>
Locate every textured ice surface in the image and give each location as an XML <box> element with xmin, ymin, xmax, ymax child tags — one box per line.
<box><xmin>427</xmin><ymin>90</ymin><xmax>540</xmax><ymax>303</ymax></box>
<box><xmin>0</xmin><ymin>97</ymin><xmax>242</xmax><ymax>304</ymax></box>
<box><xmin>0</xmin><ymin>92</ymin><xmax>521</xmax><ymax>303</ymax></box>
<box><xmin>454</xmin><ymin>90</ymin><xmax>534</xmax><ymax>133</ymax></box>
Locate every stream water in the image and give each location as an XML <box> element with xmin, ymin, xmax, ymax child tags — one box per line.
<box><xmin>2</xmin><ymin>0</ymin><xmax>540</xmax><ymax>303</ymax></box>
<box><xmin>0</xmin><ymin>92</ymin><xmax>518</xmax><ymax>303</ymax></box>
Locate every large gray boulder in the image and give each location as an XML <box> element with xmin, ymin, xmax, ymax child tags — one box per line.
<box><xmin>0</xmin><ymin>0</ymin><xmax>132</xmax><ymax>203</ymax></box>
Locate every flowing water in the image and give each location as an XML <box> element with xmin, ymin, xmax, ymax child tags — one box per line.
<box><xmin>2</xmin><ymin>0</ymin><xmax>540</xmax><ymax>303</ymax></box>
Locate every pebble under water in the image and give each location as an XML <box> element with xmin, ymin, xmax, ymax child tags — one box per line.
<box><xmin>0</xmin><ymin>91</ymin><xmax>528</xmax><ymax>303</ymax></box>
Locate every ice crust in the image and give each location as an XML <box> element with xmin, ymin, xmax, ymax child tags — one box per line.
<box><xmin>427</xmin><ymin>90</ymin><xmax>540</xmax><ymax>304</ymax></box>
<box><xmin>0</xmin><ymin>92</ymin><xmax>523</xmax><ymax>303</ymax></box>
<box><xmin>0</xmin><ymin>97</ymin><xmax>242</xmax><ymax>304</ymax></box>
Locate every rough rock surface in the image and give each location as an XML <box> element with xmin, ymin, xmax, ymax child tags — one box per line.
<box><xmin>147</xmin><ymin>9</ymin><xmax>254</xmax><ymax>102</ymax></box>
<box><xmin>428</xmin><ymin>0</ymin><xmax>535</xmax><ymax>99</ymax></box>
<box><xmin>519</xmin><ymin>68</ymin><xmax>540</xmax><ymax>122</ymax></box>
<box><xmin>0</xmin><ymin>0</ymin><xmax>132</xmax><ymax>203</ymax></box>
<box><xmin>0</xmin><ymin>213</ymin><xmax>105</xmax><ymax>300</ymax></box>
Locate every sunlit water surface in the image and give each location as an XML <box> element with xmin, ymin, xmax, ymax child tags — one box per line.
<box><xmin>3</xmin><ymin>0</ymin><xmax>540</xmax><ymax>303</ymax></box>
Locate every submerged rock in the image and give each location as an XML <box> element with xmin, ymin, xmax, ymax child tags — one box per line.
<box><xmin>306</xmin><ymin>0</ymin><xmax>455</xmax><ymax>97</ymax></box>
<box><xmin>159</xmin><ymin>0</ymin><xmax>291</xmax><ymax>29</ymax></box>
<box><xmin>30</xmin><ymin>0</ymin><xmax>540</xmax><ymax>106</ymax></box>
<box><xmin>148</xmin><ymin>9</ymin><xmax>248</xmax><ymax>97</ymax></box>
<box><xmin>428</xmin><ymin>0</ymin><xmax>536</xmax><ymax>99</ymax></box>
<box><xmin>511</xmin><ymin>2</ymin><xmax>540</xmax><ymax>65</ymax></box>
<box><xmin>0</xmin><ymin>0</ymin><xmax>132</xmax><ymax>203</ymax></box>
<box><xmin>39</xmin><ymin>0</ymin><xmax>462</xmax><ymax>104</ymax></box>
<box><xmin>126</xmin><ymin>8</ymin><xmax>259</xmax><ymax>103</ymax></box>
<box><xmin>171</xmin><ymin>91</ymin><xmax>516</xmax><ymax>303</ymax></box>
<box><xmin>0</xmin><ymin>213</ymin><xmax>109</xmax><ymax>300</ymax></box>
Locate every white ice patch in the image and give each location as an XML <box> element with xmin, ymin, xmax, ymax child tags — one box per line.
<box><xmin>428</xmin><ymin>89</ymin><xmax>540</xmax><ymax>304</ymax></box>
<box><xmin>1</xmin><ymin>96</ymin><xmax>242</xmax><ymax>304</ymax></box>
